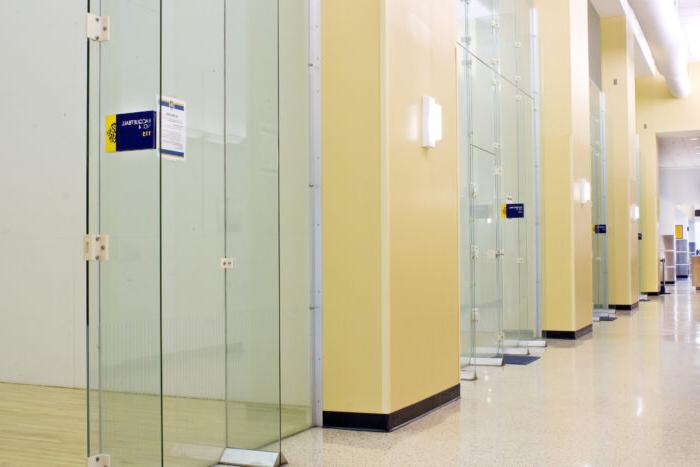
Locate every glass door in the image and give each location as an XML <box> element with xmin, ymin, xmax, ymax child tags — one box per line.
<box><xmin>459</xmin><ymin>0</ymin><xmax>539</xmax><ymax>377</ymax></box>
<box><xmin>87</xmin><ymin>1</ymin><xmax>284</xmax><ymax>466</ymax></box>
<box><xmin>590</xmin><ymin>81</ymin><xmax>609</xmax><ymax>317</ymax></box>
<box><xmin>459</xmin><ymin>46</ymin><xmax>505</xmax><ymax>376</ymax></box>
<box><xmin>87</xmin><ymin>1</ymin><xmax>163</xmax><ymax>465</ymax></box>
<box><xmin>223</xmin><ymin>0</ymin><xmax>282</xmax><ymax>457</ymax></box>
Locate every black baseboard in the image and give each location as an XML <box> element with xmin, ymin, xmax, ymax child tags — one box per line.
<box><xmin>644</xmin><ymin>291</ymin><xmax>660</xmax><ymax>296</ymax></box>
<box><xmin>610</xmin><ymin>302</ymin><xmax>639</xmax><ymax>311</ymax></box>
<box><xmin>323</xmin><ymin>384</ymin><xmax>460</xmax><ymax>432</ymax></box>
<box><xmin>543</xmin><ymin>324</ymin><xmax>593</xmax><ymax>340</ymax></box>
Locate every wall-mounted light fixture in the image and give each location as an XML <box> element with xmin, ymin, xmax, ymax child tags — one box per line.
<box><xmin>574</xmin><ymin>179</ymin><xmax>591</xmax><ymax>204</ymax></box>
<box><xmin>422</xmin><ymin>96</ymin><xmax>443</xmax><ymax>148</ymax></box>
<box><xmin>631</xmin><ymin>204</ymin><xmax>640</xmax><ymax>220</ymax></box>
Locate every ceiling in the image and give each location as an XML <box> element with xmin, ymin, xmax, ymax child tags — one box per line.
<box><xmin>591</xmin><ymin>0</ymin><xmax>700</xmax><ymax>72</ymax></box>
<box><xmin>658</xmin><ymin>131</ymin><xmax>700</xmax><ymax>168</ymax></box>
<box><xmin>679</xmin><ymin>0</ymin><xmax>700</xmax><ymax>62</ymax></box>
<box><xmin>589</xmin><ymin>0</ymin><xmax>623</xmax><ymax>17</ymax></box>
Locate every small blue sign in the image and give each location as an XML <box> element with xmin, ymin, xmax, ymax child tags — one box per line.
<box><xmin>105</xmin><ymin>111</ymin><xmax>157</xmax><ymax>153</ymax></box>
<box><xmin>594</xmin><ymin>224</ymin><xmax>607</xmax><ymax>234</ymax></box>
<box><xmin>503</xmin><ymin>203</ymin><xmax>525</xmax><ymax>219</ymax></box>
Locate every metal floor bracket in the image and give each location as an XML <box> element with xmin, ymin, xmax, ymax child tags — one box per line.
<box><xmin>87</xmin><ymin>454</ymin><xmax>110</xmax><ymax>467</ymax></box>
<box><xmin>217</xmin><ymin>449</ymin><xmax>287</xmax><ymax>467</ymax></box>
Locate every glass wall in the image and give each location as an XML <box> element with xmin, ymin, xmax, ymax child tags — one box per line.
<box><xmin>87</xmin><ymin>1</ymin><xmax>313</xmax><ymax>465</ymax></box>
<box><xmin>590</xmin><ymin>81</ymin><xmax>609</xmax><ymax>314</ymax></box>
<box><xmin>457</xmin><ymin>0</ymin><xmax>539</xmax><ymax>376</ymax></box>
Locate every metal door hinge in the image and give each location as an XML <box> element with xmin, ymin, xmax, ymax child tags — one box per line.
<box><xmin>84</xmin><ymin>235</ymin><xmax>109</xmax><ymax>262</ymax></box>
<box><xmin>495</xmin><ymin>250</ymin><xmax>505</xmax><ymax>257</ymax></box>
<box><xmin>471</xmin><ymin>309</ymin><xmax>480</xmax><ymax>323</ymax></box>
<box><xmin>87</xmin><ymin>454</ymin><xmax>110</xmax><ymax>467</ymax></box>
<box><xmin>470</xmin><ymin>183</ymin><xmax>479</xmax><ymax>199</ymax></box>
<box><xmin>471</xmin><ymin>245</ymin><xmax>479</xmax><ymax>260</ymax></box>
<box><xmin>221</xmin><ymin>257</ymin><xmax>235</xmax><ymax>269</ymax></box>
<box><xmin>86</xmin><ymin>13</ymin><xmax>110</xmax><ymax>42</ymax></box>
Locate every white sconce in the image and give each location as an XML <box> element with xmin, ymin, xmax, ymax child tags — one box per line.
<box><xmin>631</xmin><ymin>204</ymin><xmax>640</xmax><ymax>220</ymax></box>
<box><xmin>574</xmin><ymin>179</ymin><xmax>591</xmax><ymax>204</ymax></box>
<box><xmin>422</xmin><ymin>96</ymin><xmax>443</xmax><ymax>148</ymax></box>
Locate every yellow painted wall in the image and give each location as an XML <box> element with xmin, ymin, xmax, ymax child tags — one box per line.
<box><xmin>384</xmin><ymin>0</ymin><xmax>459</xmax><ymax>412</ymax></box>
<box><xmin>322</xmin><ymin>0</ymin><xmax>384</xmax><ymax>413</ymax></box>
<box><xmin>601</xmin><ymin>16</ymin><xmax>639</xmax><ymax>306</ymax></box>
<box><xmin>322</xmin><ymin>0</ymin><xmax>459</xmax><ymax>415</ymax></box>
<box><xmin>534</xmin><ymin>0</ymin><xmax>593</xmax><ymax>332</ymax></box>
<box><xmin>636</xmin><ymin>63</ymin><xmax>700</xmax><ymax>293</ymax></box>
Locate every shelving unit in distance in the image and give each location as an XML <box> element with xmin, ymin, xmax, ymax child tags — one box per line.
<box><xmin>676</xmin><ymin>238</ymin><xmax>690</xmax><ymax>279</ymax></box>
<box><xmin>662</xmin><ymin>235</ymin><xmax>677</xmax><ymax>285</ymax></box>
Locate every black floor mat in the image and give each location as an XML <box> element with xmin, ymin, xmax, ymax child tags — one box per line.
<box><xmin>503</xmin><ymin>355</ymin><xmax>540</xmax><ymax>365</ymax></box>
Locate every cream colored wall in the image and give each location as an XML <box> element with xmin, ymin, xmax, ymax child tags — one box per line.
<box><xmin>636</xmin><ymin>62</ymin><xmax>700</xmax><ymax>293</ymax></box>
<box><xmin>384</xmin><ymin>0</ymin><xmax>459</xmax><ymax>412</ymax></box>
<box><xmin>322</xmin><ymin>0</ymin><xmax>459</xmax><ymax>414</ymax></box>
<box><xmin>534</xmin><ymin>0</ymin><xmax>592</xmax><ymax>332</ymax></box>
<box><xmin>601</xmin><ymin>16</ymin><xmax>639</xmax><ymax>305</ymax></box>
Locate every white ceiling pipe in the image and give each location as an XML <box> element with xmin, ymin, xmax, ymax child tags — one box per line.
<box><xmin>627</xmin><ymin>0</ymin><xmax>691</xmax><ymax>98</ymax></box>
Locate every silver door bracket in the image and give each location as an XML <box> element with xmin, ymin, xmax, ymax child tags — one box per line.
<box><xmin>86</xmin><ymin>13</ymin><xmax>110</xmax><ymax>42</ymax></box>
<box><xmin>87</xmin><ymin>454</ymin><xmax>111</xmax><ymax>467</ymax></box>
<box><xmin>84</xmin><ymin>235</ymin><xmax>109</xmax><ymax>262</ymax></box>
<box><xmin>221</xmin><ymin>258</ymin><xmax>235</xmax><ymax>269</ymax></box>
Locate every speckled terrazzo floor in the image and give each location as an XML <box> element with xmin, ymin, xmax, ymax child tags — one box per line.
<box><xmin>281</xmin><ymin>281</ymin><xmax>700</xmax><ymax>466</ymax></box>
<box><xmin>3</xmin><ymin>282</ymin><xmax>700</xmax><ymax>466</ymax></box>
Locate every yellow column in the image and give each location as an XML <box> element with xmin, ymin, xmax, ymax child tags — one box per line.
<box><xmin>534</xmin><ymin>0</ymin><xmax>593</xmax><ymax>335</ymax></box>
<box><xmin>601</xmin><ymin>16</ymin><xmax>639</xmax><ymax>306</ymax></box>
<box><xmin>322</xmin><ymin>0</ymin><xmax>459</xmax><ymax>428</ymax></box>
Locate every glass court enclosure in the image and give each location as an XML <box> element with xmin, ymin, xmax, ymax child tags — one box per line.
<box><xmin>457</xmin><ymin>0</ymin><xmax>541</xmax><ymax>377</ymax></box>
<box><xmin>86</xmin><ymin>1</ymin><xmax>314</xmax><ymax>465</ymax></box>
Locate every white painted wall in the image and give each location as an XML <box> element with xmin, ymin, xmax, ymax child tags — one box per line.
<box><xmin>0</xmin><ymin>1</ymin><xmax>312</xmax><ymax>422</ymax></box>
<box><xmin>659</xmin><ymin>168</ymin><xmax>700</xmax><ymax>237</ymax></box>
<box><xmin>0</xmin><ymin>1</ymin><xmax>87</xmax><ymax>388</ymax></box>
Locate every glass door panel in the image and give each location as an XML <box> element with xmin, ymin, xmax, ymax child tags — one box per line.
<box><xmin>499</xmin><ymin>77</ymin><xmax>524</xmax><ymax>347</ymax></box>
<box><xmin>514</xmin><ymin>1</ymin><xmax>533</xmax><ymax>97</ymax></box>
<box><xmin>467</xmin><ymin>54</ymin><xmax>497</xmax><ymax>155</ymax></box>
<box><xmin>471</xmin><ymin>145</ymin><xmax>503</xmax><ymax>358</ymax></box>
<box><xmin>590</xmin><ymin>81</ymin><xmax>608</xmax><ymax>311</ymax></box>
<box><xmin>458</xmin><ymin>46</ymin><xmax>473</xmax><ymax>367</ymax></box>
<box><xmin>464</xmin><ymin>0</ymin><xmax>497</xmax><ymax>64</ymax></box>
<box><xmin>225</xmin><ymin>0</ymin><xmax>282</xmax><ymax>454</ymax></box>
<box><xmin>496</xmin><ymin>0</ymin><xmax>517</xmax><ymax>84</ymax></box>
<box><xmin>161</xmin><ymin>1</ymin><xmax>227</xmax><ymax>466</ymax></box>
<box><xmin>518</xmin><ymin>93</ymin><xmax>537</xmax><ymax>339</ymax></box>
<box><xmin>87</xmin><ymin>0</ymin><xmax>163</xmax><ymax>465</ymax></box>
<box><xmin>88</xmin><ymin>1</ymin><xmax>285</xmax><ymax>465</ymax></box>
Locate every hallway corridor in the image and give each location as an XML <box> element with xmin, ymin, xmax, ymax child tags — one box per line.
<box><xmin>283</xmin><ymin>284</ymin><xmax>700</xmax><ymax>466</ymax></box>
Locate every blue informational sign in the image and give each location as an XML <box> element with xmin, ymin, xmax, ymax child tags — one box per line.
<box><xmin>105</xmin><ymin>110</ymin><xmax>157</xmax><ymax>153</ymax></box>
<box><xmin>502</xmin><ymin>203</ymin><xmax>525</xmax><ymax>219</ymax></box>
<box><xmin>594</xmin><ymin>224</ymin><xmax>607</xmax><ymax>234</ymax></box>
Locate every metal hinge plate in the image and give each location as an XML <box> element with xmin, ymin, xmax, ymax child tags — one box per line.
<box><xmin>221</xmin><ymin>258</ymin><xmax>235</xmax><ymax>269</ymax></box>
<box><xmin>86</xmin><ymin>13</ymin><xmax>110</xmax><ymax>42</ymax></box>
<box><xmin>87</xmin><ymin>454</ymin><xmax>111</xmax><ymax>467</ymax></box>
<box><xmin>84</xmin><ymin>235</ymin><xmax>109</xmax><ymax>262</ymax></box>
